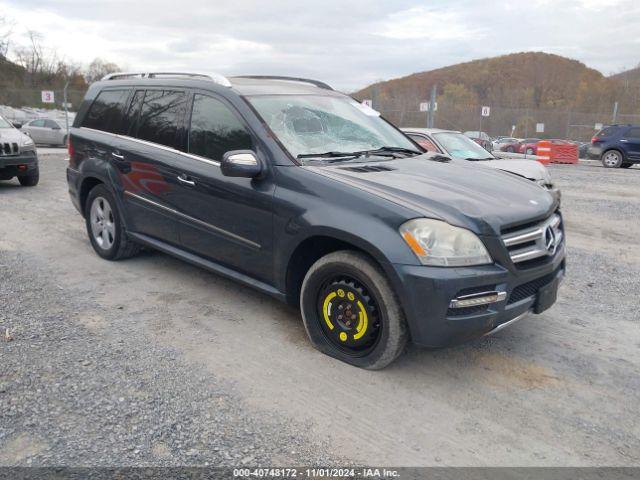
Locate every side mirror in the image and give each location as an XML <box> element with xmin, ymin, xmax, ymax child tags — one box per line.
<box><xmin>12</xmin><ymin>122</ymin><xmax>22</xmax><ymax>129</ymax></box>
<box><xmin>221</xmin><ymin>150</ymin><xmax>262</xmax><ymax>178</ymax></box>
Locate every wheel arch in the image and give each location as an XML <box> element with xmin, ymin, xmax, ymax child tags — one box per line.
<box><xmin>283</xmin><ymin>230</ymin><xmax>396</xmax><ymax>307</ymax></box>
<box><xmin>79</xmin><ymin>176</ymin><xmax>105</xmax><ymax>216</ymax></box>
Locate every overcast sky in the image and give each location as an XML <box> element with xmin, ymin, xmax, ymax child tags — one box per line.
<box><xmin>2</xmin><ymin>0</ymin><xmax>639</xmax><ymax>91</ymax></box>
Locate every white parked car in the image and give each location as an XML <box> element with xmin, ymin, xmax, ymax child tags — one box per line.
<box><xmin>402</xmin><ymin>127</ymin><xmax>557</xmax><ymax>193</ymax></box>
<box><xmin>20</xmin><ymin>118</ymin><xmax>68</xmax><ymax>146</ymax></box>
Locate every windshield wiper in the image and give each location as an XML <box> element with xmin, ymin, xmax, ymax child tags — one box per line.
<box><xmin>297</xmin><ymin>151</ymin><xmax>360</xmax><ymax>160</ymax></box>
<box><xmin>297</xmin><ymin>146</ymin><xmax>421</xmax><ymax>163</ymax></box>
<box><xmin>363</xmin><ymin>146</ymin><xmax>421</xmax><ymax>156</ymax></box>
<box><xmin>465</xmin><ymin>157</ymin><xmax>495</xmax><ymax>161</ymax></box>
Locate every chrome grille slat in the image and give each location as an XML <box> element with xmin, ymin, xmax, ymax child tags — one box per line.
<box><xmin>502</xmin><ymin>213</ymin><xmax>563</xmax><ymax>265</ymax></box>
<box><xmin>0</xmin><ymin>142</ymin><xmax>19</xmax><ymax>157</ymax></box>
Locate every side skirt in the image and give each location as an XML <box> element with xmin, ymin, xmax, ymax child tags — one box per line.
<box><xmin>128</xmin><ymin>232</ymin><xmax>287</xmax><ymax>303</ymax></box>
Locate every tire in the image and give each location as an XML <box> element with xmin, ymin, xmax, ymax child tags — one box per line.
<box><xmin>300</xmin><ymin>250</ymin><xmax>408</xmax><ymax>370</ymax></box>
<box><xmin>602</xmin><ymin>150</ymin><xmax>623</xmax><ymax>168</ymax></box>
<box><xmin>84</xmin><ymin>184</ymin><xmax>140</xmax><ymax>260</ymax></box>
<box><xmin>506</xmin><ymin>146</ymin><xmax>514</xmax><ymax>153</ymax></box>
<box><xmin>621</xmin><ymin>163</ymin><xmax>633</xmax><ymax>169</ymax></box>
<box><xmin>526</xmin><ymin>148</ymin><xmax>535</xmax><ymax>155</ymax></box>
<box><xmin>18</xmin><ymin>167</ymin><xmax>39</xmax><ymax>187</ymax></box>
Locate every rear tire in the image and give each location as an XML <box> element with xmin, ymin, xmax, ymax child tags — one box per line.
<box><xmin>85</xmin><ymin>184</ymin><xmax>140</xmax><ymax>260</ymax></box>
<box><xmin>602</xmin><ymin>150</ymin><xmax>623</xmax><ymax>168</ymax></box>
<box><xmin>300</xmin><ymin>250</ymin><xmax>408</xmax><ymax>370</ymax></box>
<box><xmin>18</xmin><ymin>167</ymin><xmax>39</xmax><ymax>187</ymax></box>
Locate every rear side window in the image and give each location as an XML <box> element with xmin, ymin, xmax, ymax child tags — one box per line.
<box><xmin>121</xmin><ymin>90</ymin><xmax>145</xmax><ymax>135</ymax></box>
<box><xmin>623</xmin><ymin>127</ymin><xmax>640</xmax><ymax>139</ymax></box>
<box><xmin>188</xmin><ymin>94</ymin><xmax>253</xmax><ymax>161</ymax></box>
<box><xmin>596</xmin><ymin>126</ymin><xmax>618</xmax><ymax>137</ymax></box>
<box><xmin>136</xmin><ymin>90</ymin><xmax>187</xmax><ymax>148</ymax></box>
<box><xmin>31</xmin><ymin>119</ymin><xmax>45</xmax><ymax>127</ymax></box>
<box><xmin>44</xmin><ymin>120</ymin><xmax>59</xmax><ymax>129</ymax></box>
<box><xmin>82</xmin><ymin>89</ymin><xmax>130</xmax><ymax>133</ymax></box>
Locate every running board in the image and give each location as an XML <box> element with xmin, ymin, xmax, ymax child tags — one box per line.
<box><xmin>128</xmin><ymin>232</ymin><xmax>286</xmax><ymax>302</ymax></box>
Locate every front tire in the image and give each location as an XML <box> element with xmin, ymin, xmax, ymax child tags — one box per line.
<box><xmin>300</xmin><ymin>251</ymin><xmax>408</xmax><ymax>370</ymax></box>
<box><xmin>18</xmin><ymin>167</ymin><xmax>39</xmax><ymax>187</ymax></box>
<box><xmin>85</xmin><ymin>184</ymin><xmax>140</xmax><ymax>260</ymax></box>
<box><xmin>602</xmin><ymin>150</ymin><xmax>623</xmax><ymax>168</ymax></box>
<box><xmin>526</xmin><ymin>147</ymin><xmax>535</xmax><ymax>155</ymax></box>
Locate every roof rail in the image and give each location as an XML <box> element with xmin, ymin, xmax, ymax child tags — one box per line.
<box><xmin>101</xmin><ymin>72</ymin><xmax>232</xmax><ymax>87</ymax></box>
<box><xmin>232</xmin><ymin>75</ymin><xmax>333</xmax><ymax>91</ymax></box>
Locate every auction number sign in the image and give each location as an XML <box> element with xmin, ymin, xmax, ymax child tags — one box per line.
<box><xmin>41</xmin><ymin>91</ymin><xmax>55</xmax><ymax>104</ymax></box>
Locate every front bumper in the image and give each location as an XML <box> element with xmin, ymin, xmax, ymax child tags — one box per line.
<box><xmin>391</xmin><ymin>245</ymin><xmax>566</xmax><ymax>348</ymax></box>
<box><xmin>0</xmin><ymin>151</ymin><xmax>38</xmax><ymax>175</ymax></box>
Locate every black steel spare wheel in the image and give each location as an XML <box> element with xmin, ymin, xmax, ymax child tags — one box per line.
<box><xmin>300</xmin><ymin>250</ymin><xmax>408</xmax><ymax>369</ymax></box>
<box><xmin>317</xmin><ymin>276</ymin><xmax>381</xmax><ymax>355</ymax></box>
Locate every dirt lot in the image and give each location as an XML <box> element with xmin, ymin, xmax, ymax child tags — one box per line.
<box><xmin>1</xmin><ymin>153</ymin><xmax>639</xmax><ymax>467</ymax></box>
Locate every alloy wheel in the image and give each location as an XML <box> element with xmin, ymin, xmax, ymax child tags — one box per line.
<box><xmin>89</xmin><ymin>196</ymin><xmax>115</xmax><ymax>250</ymax></box>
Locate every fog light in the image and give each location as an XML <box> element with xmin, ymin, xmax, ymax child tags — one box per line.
<box><xmin>449</xmin><ymin>291</ymin><xmax>507</xmax><ymax>309</ymax></box>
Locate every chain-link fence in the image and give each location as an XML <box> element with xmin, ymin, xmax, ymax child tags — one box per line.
<box><xmin>0</xmin><ymin>87</ymin><xmax>86</xmax><ymax>117</ymax></box>
<box><xmin>379</xmin><ymin>104</ymin><xmax>640</xmax><ymax>142</ymax></box>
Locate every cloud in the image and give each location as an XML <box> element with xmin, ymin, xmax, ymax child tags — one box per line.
<box><xmin>1</xmin><ymin>0</ymin><xmax>639</xmax><ymax>91</ymax></box>
<box><xmin>377</xmin><ymin>6</ymin><xmax>485</xmax><ymax>40</ymax></box>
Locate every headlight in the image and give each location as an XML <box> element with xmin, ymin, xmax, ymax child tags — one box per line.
<box><xmin>399</xmin><ymin>218</ymin><xmax>492</xmax><ymax>267</ymax></box>
<box><xmin>21</xmin><ymin>136</ymin><xmax>35</xmax><ymax>147</ymax></box>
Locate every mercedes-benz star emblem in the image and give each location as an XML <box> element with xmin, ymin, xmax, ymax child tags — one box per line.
<box><xmin>544</xmin><ymin>227</ymin><xmax>557</xmax><ymax>255</ymax></box>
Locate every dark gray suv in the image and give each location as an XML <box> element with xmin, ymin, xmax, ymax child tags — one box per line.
<box><xmin>67</xmin><ymin>72</ymin><xmax>565</xmax><ymax>369</ymax></box>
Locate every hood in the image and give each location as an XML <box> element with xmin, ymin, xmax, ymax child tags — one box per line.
<box><xmin>470</xmin><ymin>158</ymin><xmax>550</xmax><ymax>183</ymax></box>
<box><xmin>0</xmin><ymin>127</ymin><xmax>31</xmax><ymax>144</ymax></box>
<box><xmin>307</xmin><ymin>156</ymin><xmax>557</xmax><ymax>236</ymax></box>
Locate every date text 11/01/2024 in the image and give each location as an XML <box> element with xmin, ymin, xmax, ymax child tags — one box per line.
<box><xmin>233</xmin><ymin>468</ymin><xmax>400</xmax><ymax>478</ymax></box>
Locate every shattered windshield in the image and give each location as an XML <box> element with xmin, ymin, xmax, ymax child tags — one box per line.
<box><xmin>246</xmin><ymin>94</ymin><xmax>417</xmax><ymax>161</ymax></box>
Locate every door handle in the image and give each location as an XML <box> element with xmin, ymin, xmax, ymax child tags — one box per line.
<box><xmin>620</xmin><ymin>139</ymin><xmax>628</xmax><ymax>142</ymax></box>
<box><xmin>177</xmin><ymin>174</ymin><xmax>196</xmax><ymax>186</ymax></box>
<box><xmin>111</xmin><ymin>151</ymin><xmax>125</xmax><ymax>160</ymax></box>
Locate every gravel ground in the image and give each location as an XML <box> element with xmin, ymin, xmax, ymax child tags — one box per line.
<box><xmin>0</xmin><ymin>154</ymin><xmax>639</xmax><ymax>468</ymax></box>
<box><xmin>0</xmin><ymin>249</ymin><xmax>337</xmax><ymax>467</ymax></box>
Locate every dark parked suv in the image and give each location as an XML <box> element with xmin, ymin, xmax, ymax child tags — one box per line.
<box><xmin>590</xmin><ymin>124</ymin><xmax>640</xmax><ymax>168</ymax></box>
<box><xmin>67</xmin><ymin>72</ymin><xmax>565</xmax><ymax>369</ymax></box>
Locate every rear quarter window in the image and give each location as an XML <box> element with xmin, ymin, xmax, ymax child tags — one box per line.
<box><xmin>596</xmin><ymin>126</ymin><xmax>618</xmax><ymax>137</ymax></box>
<box><xmin>81</xmin><ymin>89</ymin><xmax>131</xmax><ymax>133</ymax></box>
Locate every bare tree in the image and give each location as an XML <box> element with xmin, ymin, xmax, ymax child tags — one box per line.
<box><xmin>0</xmin><ymin>15</ymin><xmax>14</xmax><ymax>59</ymax></box>
<box><xmin>85</xmin><ymin>58</ymin><xmax>120</xmax><ymax>84</ymax></box>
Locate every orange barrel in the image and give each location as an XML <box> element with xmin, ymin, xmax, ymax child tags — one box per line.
<box><xmin>536</xmin><ymin>141</ymin><xmax>552</xmax><ymax>165</ymax></box>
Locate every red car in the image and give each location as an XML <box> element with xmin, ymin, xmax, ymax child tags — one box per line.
<box><xmin>517</xmin><ymin>138</ymin><xmax>541</xmax><ymax>155</ymax></box>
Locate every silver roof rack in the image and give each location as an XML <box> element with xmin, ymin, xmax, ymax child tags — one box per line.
<box><xmin>232</xmin><ymin>75</ymin><xmax>333</xmax><ymax>91</ymax></box>
<box><xmin>101</xmin><ymin>72</ymin><xmax>232</xmax><ymax>88</ymax></box>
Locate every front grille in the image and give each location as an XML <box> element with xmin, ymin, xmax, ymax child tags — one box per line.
<box><xmin>501</xmin><ymin>213</ymin><xmax>563</xmax><ymax>267</ymax></box>
<box><xmin>508</xmin><ymin>266</ymin><xmax>562</xmax><ymax>305</ymax></box>
<box><xmin>0</xmin><ymin>142</ymin><xmax>19</xmax><ymax>156</ymax></box>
